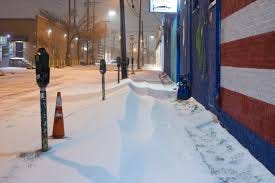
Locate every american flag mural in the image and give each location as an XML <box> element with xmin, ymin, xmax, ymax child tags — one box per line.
<box><xmin>219</xmin><ymin>0</ymin><xmax>275</xmax><ymax>173</ymax></box>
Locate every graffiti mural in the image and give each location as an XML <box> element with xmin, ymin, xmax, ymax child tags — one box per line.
<box><xmin>195</xmin><ymin>21</ymin><xmax>208</xmax><ymax>80</ymax></box>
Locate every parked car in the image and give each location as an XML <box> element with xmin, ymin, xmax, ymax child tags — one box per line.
<box><xmin>106</xmin><ymin>59</ymin><xmax>117</xmax><ymax>65</ymax></box>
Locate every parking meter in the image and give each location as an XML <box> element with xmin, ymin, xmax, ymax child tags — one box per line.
<box><xmin>116</xmin><ymin>57</ymin><xmax>121</xmax><ymax>68</ymax></box>
<box><xmin>116</xmin><ymin>57</ymin><xmax>121</xmax><ymax>84</ymax></box>
<box><xmin>34</xmin><ymin>47</ymin><xmax>50</xmax><ymax>152</ymax></box>
<box><xmin>131</xmin><ymin>57</ymin><xmax>135</xmax><ymax>74</ymax></box>
<box><xmin>35</xmin><ymin>48</ymin><xmax>50</xmax><ymax>88</ymax></box>
<box><xmin>126</xmin><ymin>57</ymin><xmax>130</xmax><ymax>67</ymax></box>
<box><xmin>100</xmin><ymin>59</ymin><xmax>106</xmax><ymax>74</ymax></box>
<box><xmin>99</xmin><ymin>59</ymin><xmax>106</xmax><ymax>100</ymax></box>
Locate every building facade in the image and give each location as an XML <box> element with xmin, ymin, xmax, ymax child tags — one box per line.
<box><xmin>161</xmin><ymin>0</ymin><xmax>275</xmax><ymax>174</ymax></box>
<box><xmin>0</xmin><ymin>19</ymin><xmax>36</xmax><ymax>67</ymax></box>
<box><xmin>0</xmin><ymin>15</ymin><xmax>79</xmax><ymax>68</ymax></box>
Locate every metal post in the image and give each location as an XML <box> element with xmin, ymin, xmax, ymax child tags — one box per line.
<box><xmin>118</xmin><ymin>66</ymin><xmax>120</xmax><ymax>83</ymax></box>
<box><xmin>141</xmin><ymin>20</ymin><xmax>144</xmax><ymax>67</ymax></box>
<box><xmin>111</xmin><ymin>31</ymin><xmax>115</xmax><ymax>59</ymax></box>
<box><xmin>40</xmin><ymin>88</ymin><xmax>48</xmax><ymax>152</ymax></box>
<box><xmin>119</xmin><ymin>0</ymin><xmax>128</xmax><ymax>79</ymax></box>
<box><xmin>86</xmin><ymin>0</ymin><xmax>90</xmax><ymax>65</ymax></box>
<box><xmin>103</xmin><ymin>21</ymin><xmax>108</xmax><ymax>60</ymax></box>
<box><xmin>102</xmin><ymin>74</ymin><xmax>105</xmax><ymax>100</ymax></box>
<box><xmin>74</xmin><ymin>0</ymin><xmax>76</xmax><ymax>25</ymax></box>
<box><xmin>66</xmin><ymin>0</ymin><xmax>72</xmax><ymax>66</ymax></box>
<box><xmin>146</xmin><ymin>35</ymin><xmax>149</xmax><ymax>64</ymax></box>
<box><xmin>92</xmin><ymin>0</ymin><xmax>96</xmax><ymax>65</ymax></box>
<box><xmin>131</xmin><ymin>58</ymin><xmax>134</xmax><ymax>74</ymax></box>
<box><xmin>137</xmin><ymin>0</ymin><xmax>142</xmax><ymax>70</ymax></box>
<box><xmin>131</xmin><ymin>41</ymin><xmax>135</xmax><ymax>74</ymax></box>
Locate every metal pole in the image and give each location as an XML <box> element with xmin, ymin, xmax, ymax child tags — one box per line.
<box><xmin>66</xmin><ymin>0</ymin><xmax>72</xmax><ymax>66</ymax></box>
<box><xmin>147</xmin><ymin>35</ymin><xmax>149</xmax><ymax>64</ymax></box>
<box><xmin>137</xmin><ymin>0</ymin><xmax>142</xmax><ymax>69</ymax></box>
<box><xmin>92</xmin><ymin>0</ymin><xmax>95</xmax><ymax>65</ymax></box>
<box><xmin>74</xmin><ymin>0</ymin><xmax>76</xmax><ymax>25</ymax></box>
<box><xmin>104</xmin><ymin>21</ymin><xmax>107</xmax><ymax>60</ymax></box>
<box><xmin>111</xmin><ymin>31</ymin><xmax>115</xmax><ymax>59</ymax></box>
<box><xmin>141</xmin><ymin>20</ymin><xmax>144</xmax><ymax>67</ymax></box>
<box><xmin>86</xmin><ymin>0</ymin><xmax>90</xmax><ymax>65</ymax></box>
<box><xmin>40</xmin><ymin>88</ymin><xmax>48</xmax><ymax>152</ymax></box>
<box><xmin>131</xmin><ymin>42</ymin><xmax>135</xmax><ymax>74</ymax></box>
<box><xmin>118</xmin><ymin>66</ymin><xmax>120</xmax><ymax>83</ymax></box>
<box><xmin>120</xmin><ymin>0</ymin><xmax>128</xmax><ymax>79</ymax></box>
<box><xmin>131</xmin><ymin>58</ymin><xmax>134</xmax><ymax>74</ymax></box>
<box><xmin>102</xmin><ymin>74</ymin><xmax>105</xmax><ymax>100</ymax></box>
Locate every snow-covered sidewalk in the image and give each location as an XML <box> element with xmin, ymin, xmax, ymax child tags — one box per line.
<box><xmin>0</xmin><ymin>68</ymin><xmax>274</xmax><ymax>183</ymax></box>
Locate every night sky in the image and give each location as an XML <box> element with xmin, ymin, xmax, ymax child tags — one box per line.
<box><xmin>0</xmin><ymin>0</ymin><xmax>162</xmax><ymax>37</ymax></box>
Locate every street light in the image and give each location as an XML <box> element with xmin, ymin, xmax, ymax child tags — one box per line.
<box><xmin>108</xmin><ymin>10</ymin><xmax>116</xmax><ymax>18</ymax></box>
<box><xmin>7</xmin><ymin>34</ymin><xmax>10</xmax><ymax>38</ymax></box>
<box><xmin>47</xmin><ymin>29</ymin><xmax>52</xmax><ymax>36</ymax></box>
<box><xmin>150</xmin><ymin>35</ymin><xmax>155</xmax><ymax>39</ymax></box>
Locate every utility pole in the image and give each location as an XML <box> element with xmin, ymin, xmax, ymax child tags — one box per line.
<box><xmin>137</xmin><ymin>0</ymin><xmax>142</xmax><ymax>69</ymax></box>
<box><xmin>129</xmin><ymin>35</ymin><xmax>135</xmax><ymax>74</ymax></box>
<box><xmin>141</xmin><ymin>20</ymin><xmax>144</xmax><ymax>67</ymax></box>
<box><xmin>73</xmin><ymin>0</ymin><xmax>76</xmax><ymax>25</ymax></box>
<box><xmin>91</xmin><ymin>0</ymin><xmax>95</xmax><ymax>65</ymax></box>
<box><xmin>103</xmin><ymin>21</ymin><xmax>109</xmax><ymax>60</ymax></box>
<box><xmin>85</xmin><ymin>0</ymin><xmax>91</xmax><ymax>65</ymax></box>
<box><xmin>73</xmin><ymin>0</ymin><xmax>77</xmax><ymax>65</ymax></box>
<box><xmin>111</xmin><ymin>31</ymin><xmax>116</xmax><ymax>60</ymax></box>
<box><xmin>91</xmin><ymin>0</ymin><xmax>99</xmax><ymax>65</ymax></box>
<box><xmin>119</xmin><ymin>0</ymin><xmax>127</xmax><ymax>79</ymax></box>
<box><xmin>66</xmin><ymin>0</ymin><xmax>72</xmax><ymax>66</ymax></box>
<box><xmin>146</xmin><ymin>35</ymin><xmax>149</xmax><ymax>64</ymax></box>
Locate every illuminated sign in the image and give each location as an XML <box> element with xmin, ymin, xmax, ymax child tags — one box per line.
<box><xmin>150</xmin><ymin>0</ymin><xmax>178</xmax><ymax>13</ymax></box>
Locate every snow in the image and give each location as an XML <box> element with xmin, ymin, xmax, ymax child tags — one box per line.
<box><xmin>0</xmin><ymin>67</ymin><xmax>28</xmax><ymax>74</ymax></box>
<box><xmin>0</xmin><ymin>67</ymin><xmax>274</xmax><ymax>183</ymax></box>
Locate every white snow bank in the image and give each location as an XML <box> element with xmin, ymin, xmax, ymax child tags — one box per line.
<box><xmin>0</xmin><ymin>86</ymin><xmax>218</xmax><ymax>183</ymax></box>
<box><xmin>0</xmin><ymin>67</ymin><xmax>28</xmax><ymax>74</ymax></box>
<box><xmin>127</xmin><ymin>80</ymin><xmax>177</xmax><ymax>99</ymax></box>
<box><xmin>0</xmin><ymin>69</ymin><xmax>274</xmax><ymax>183</ymax></box>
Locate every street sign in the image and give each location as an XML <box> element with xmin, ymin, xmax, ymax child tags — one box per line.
<box><xmin>149</xmin><ymin>0</ymin><xmax>178</xmax><ymax>13</ymax></box>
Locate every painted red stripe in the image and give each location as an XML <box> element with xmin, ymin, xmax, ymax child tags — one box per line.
<box><xmin>219</xmin><ymin>88</ymin><xmax>275</xmax><ymax>146</ymax></box>
<box><xmin>221</xmin><ymin>0</ymin><xmax>256</xmax><ymax>19</ymax></box>
<box><xmin>221</xmin><ymin>31</ymin><xmax>275</xmax><ymax>69</ymax></box>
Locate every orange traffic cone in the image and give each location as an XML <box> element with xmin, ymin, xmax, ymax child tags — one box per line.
<box><xmin>52</xmin><ymin>92</ymin><xmax>65</xmax><ymax>139</ymax></box>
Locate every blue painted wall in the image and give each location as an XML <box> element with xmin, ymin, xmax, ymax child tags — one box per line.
<box><xmin>177</xmin><ymin>0</ymin><xmax>275</xmax><ymax>175</ymax></box>
<box><xmin>170</xmin><ymin>17</ymin><xmax>178</xmax><ymax>82</ymax></box>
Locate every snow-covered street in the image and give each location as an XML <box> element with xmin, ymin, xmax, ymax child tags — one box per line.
<box><xmin>0</xmin><ymin>67</ymin><xmax>274</xmax><ymax>183</ymax></box>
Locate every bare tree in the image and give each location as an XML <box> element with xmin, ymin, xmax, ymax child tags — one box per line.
<box><xmin>38</xmin><ymin>9</ymin><xmax>108</xmax><ymax>67</ymax></box>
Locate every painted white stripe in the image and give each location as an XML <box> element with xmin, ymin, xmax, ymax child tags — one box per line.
<box><xmin>221</xmin><ymin>0</ymin><xmax>275</xmax><ymax>43</ymax></box>
<box><xmin>221</xmin><ymin>66</ymin><xmax>275</xmax><ymax>105</ymax></box>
